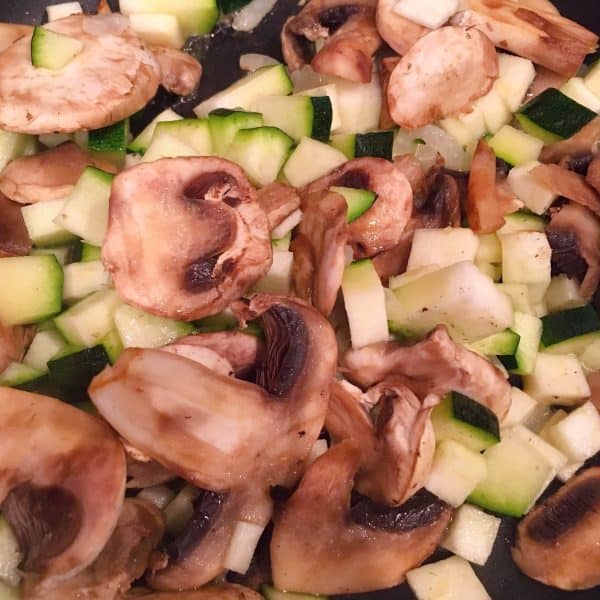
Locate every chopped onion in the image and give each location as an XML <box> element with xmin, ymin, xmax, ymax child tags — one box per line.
<box><xmin>392</xmin><ymin>129</ymin><xmax>418</xmax><ymax>157</ymax></box>
<box><xmin>163</xmin><ymin>485</ymin><xmax>201</xmax><ymax>537</ymax></box>
<box><xmin>290</xmin><ymin>65</ymin><xmax>330</xmax><ymax>93</ymax></box>
<box><xmin>39</xmin><ymin>133</ymin><xmax>71</xmax><ymax>148</ymax></box>
<box><xmin>138</xmin><ymin>484</ymin><xmax>176</xmax><ymax>510</ymax></box>
<box><xmin>413</xmin><ymin>143</ymin><xmax>439</xmax><ymax>171</ymax></box>
<box><xmin>232</xmin><ymin>0</ymin><xmax>278</xmax><ymax>32</ymax></box>
<box><xmin>239</xmin><ymin>53</ymin><xmax>279</xmax><ymax>72</ymax></box>
<box><xmin>46</xmin><ymin>2</ymin><xmax>82</xmax><ymax>22</ymax></box>
<box><xmin>223</xmin><ymin>520</ymin><xmax>265</xmax><ymax>574</ymax></box>
<box><xmin>306</xmin><ymin>439</ymin><xmax>328</xmax><ymax>465</ymax></box>
<box><xmin>271</xmin><ymin>208</ymin><xmax>303</xmax><ymax>239</ymax></box>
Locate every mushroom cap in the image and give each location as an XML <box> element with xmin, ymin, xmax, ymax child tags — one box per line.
<box><xmin>102</xmin><ymin>157</ymin><xmax>272</xmax><ymax>321</ymax></box>
<box><xmin>0</xmin><ymin>388</ymin><xmax>126</xmax><ymax>578</ymax></box>
<box><xmin>387</xmin><ymin>26</ymin><xmax>498</xmax><ymax>130</ymax></box>
<box><xmin>0</xmin><ymin>15</ymin><xmax>160</xmax><ymax>134</ymax></box>
<box><xmin>375</xmin><ymin>0</ymin><xmax>429</xmax><ymax>55</ymax></box>
<box><xmin>0</xmin><ymin>194</ymin><xmax>31</xmax><ymax>258</ymax></box>
<box><xmin>152</xmin><ymin>46</ymin><xmax>203</xmax><ymax>96</ymax></box>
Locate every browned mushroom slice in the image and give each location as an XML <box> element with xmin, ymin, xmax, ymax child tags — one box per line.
<box><xmin>281</xmin><ymin>0</ymin><xmax>381</xmax><ymax>83</ymax></box>
<box><xmin>126</xmin><ymin>456</ymin><xmax>175</xmax><ymax>489</ymax></box>
<box><xmin>387</xmin><ymin>27</ymin><xmax>498</xmax><ymax>130</ymax></box>
<box><xmin>379</xmin><ymin>55</ymin><xmax>401</xmax><ymax>131</ymax></box>
<box><xmin>375</xmin><ymin>0</ymin><xmax>429</xmax><ymax>56</ymax></box>
<box><xmin>126</xmin><ymin>584</ymin><xmax>262</xmax><ymax>599</ymax></box>
<box><xmin>587</xmin><ymin>154</ymin><xmax>600</xmax><ymax>195</ymax></box>
<box><xmin>89</xmin><ymin>295</ymin><xmax>337</xmax><ymax>490</ymax></box>
<box><xmin>0</xmin><ymin>320</ymin><xmax>33</xmax><ymax>373</ymax></box>
<box><xmin>291</xmin><ymin>190</ymin><xmax>348</xmax><ymax>316</ymax></box>
<box><xmin>540</xmin><ymin>118</ymin><xmax>600</xmax><ymax>164</ymax></box>
<box><xmin>512</xmin><ymin>466</ymin><xmax>600</xmax><ymax>590</ymax></box>
<box><xmin>452</xmin><ymin>0</ymin><xmax>598</xmax><ymax>78</ymax></box>
<box><xmin>153</xmin><ymin>46</ymin><xmax>203</xmax><ymax>96</ymax></box>
<box><xmin>0</xmin><ymin>388</ymin><xmax>126</xmax><ymax>578</ymax></box>
<box><xmin>22</xmin><ymin>498</ymin><xmax>164</xmax><ymax>599</ymax></box>
<box><xmin>588</xmin><ymin>372</ymin><xmax>600</xmax><ymax>413</ymax></box>
<box><xmin>0</xmin><ymin>194</ymin><xmax>31</xmax><ymax>258</ymax></box>
<box><xmin>305</xmin><ymin>157</ymin><xmax>413</xmax><ymax>258</ymax></box>
<box><xmin>0</xmin><ymin>23</ymin><xmax>31</xmax><ymax>53</ymax></box>
<box><xmin>270</xmin><ymin>441</ymin><xmax>452</xmax><ymax>594</ymax></box>
<box><xmin>343</xmin><ymin>325</ymin><xmax>511</xmax><ymax>420</ymax></box>
<box><xmin>0</xmin><ymin>15</ymin><xmax>160</xmax><ymax>134</ymax></box>
<box><xmin>255</xmin><ymin>182</ymin><xmax>301</xmax><ymax>232</ymax></box>
<box><xmin>102</xmin><ymin>157</ymin><xmax>272</xmax><ymax>321</ymax></box>
<box><xmin>0</xmin><ymin>143</ymin><xmax>117</xmax><ymax>204</ymax></box>
<box><xmin>525</xmin><ymin>66</ymin><xmax>568</xmax><ymax>102</ymax></box>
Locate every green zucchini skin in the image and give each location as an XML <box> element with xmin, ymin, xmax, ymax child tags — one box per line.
<box><xmin>355</xmin><ymin>131</ymin><xmax>394</xmax><ymax>160</ymax></box>
<box><xmin>309</xmin><ymin>96</ymin><xmax>333</xmax><ymax>143</ymax></box>
<box><xmin>541</xmin><ymin>304</ymin><xmax>600</xmax><ymax>347</ymax></box>
<box><xmin>451</xmin><ymin>392</ymin><xmax>500</xmax><ymax>441</ymax></box>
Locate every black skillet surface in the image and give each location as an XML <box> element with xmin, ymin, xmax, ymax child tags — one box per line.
<box><xmin>3</xmin><ymin>1</ymin><xmax>600</xmax><ymax>598</ymax></box>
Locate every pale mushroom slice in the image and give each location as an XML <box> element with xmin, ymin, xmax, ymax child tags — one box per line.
<box><xmin>102</xmin><ymin>157</ymin><xmax>272</xmax><ymax>321</ymax></box>
<box><xmin>0</xmin><ymin>320</ymin><xmax>32</xmax><ymax>373</ymax></box>
<box><xmin>387</xmin><ymin>26</ymin><xmax>498</xmax><ymax>130</ymax></box>
<box><xmin>270</xmin><ymin>441</ymin><xmax>452</xmax><ymax>594</ymax></box>
<box><xmin>0</xmin><ymin>388</ymin><xmax>126</xmax><ymax>578</ymax></box>
<box><xmin>305</xmin><ymin>157</ymin><xmax>413</xmax><ymax>258</ymax></box>
<box><xmin>255</xmin><ymin>182</ymin><xmax>301</xmax><ymax>232</ymax></box>
<box><xmin>512</xmin><ymin>466</ymin><xmax>600</xmax><ymax>590</ymax></box>
<box><xmin>540</xmin><ymin>118</ymin><xmax>600</xmax><ymax>164</ymax></box>
<box><xmin>0</xmin><ymin>143</ymin><xmax>117</xmax><ymax>204</ymax></box>
<box><xmin>22</xmin><ymin>498</ymin><xmax>165</xmax><ymax>600</ymax></box>
<box><xmin>126</xmin><ymin>584</ymin><xmax>262</xmax><ymax>600</ymax></box>
<box><xmin>375</xmin><ymin>0</ymin><xmax>429</xmax><ymax>55</ymax></box>
<box><xmin>343</xmin><ymin>325</ymin><xmax>512</xmax><ymax>420</ymax></box>
<box><xmin>152</xmin><ymin>46</ymin><xmax>203</xmax><ymax>96</ymax></box>
<box><xmin>0</xmin><ymin>23</ymin><xmax>31</xmax><ymax>53</ymax></box>
<box><xmin>0</xmin><ymin>14</ymin><xmax>160</xmax><ymax>134</ymax></box>
<box><xmin>0</xmin><ymin>194</ymin><xmax>31</xmax><ymax>257</ymax></box>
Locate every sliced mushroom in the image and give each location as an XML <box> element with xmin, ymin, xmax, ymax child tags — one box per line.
<box><xmin>587</xmin><ymin>154</ymin><xmax>600</xmax><ymax>195</ymax></box>
<box><xmin>305</xmin><ymin>157</ymin><xmax>413</xmax><ymax>258</ymax></box>
<box><xmin>281</xmin><ymin>0</ymin><xmax>381</xmax><ymax>83</ymax></box>
<box><xmin>512</xmin><ymin>466</ymin><xmax>600</xmax><ymax>590</ymax></box>
<box><xmin>414</xmin><ymin>165</ymin><xmax>462</xmax><ymax>229</ymax></box>
<box><xmin>255</xmin><ymin>182</ymin><xmax>301</xmax><ymax>232</ymax></box>
<box><xmin>588</xmin><ymin>372</ymin><xmax>600</xmax><ymax>413</ymax></box>
<box><xmin>0</xmin><ymin>388</ymin><xmax>126</xmax><ymax>578</ymax></box>
<box><xmin>126</xmin><ymin>584</ymin><xmax>262</xmax><ymax>600</ymax></box>
<box><xmin>270</xmin><ymin>440</ymin><xmax>452</xmax><ymax>594</ymax></box>
<box><xmin>326</xmin><ymin>379</ymin><xmax>437</xmax><ymax>505</ymax></box>
<box><xmin>22</xmin><ymin>498</ymin><xmax>164</xmax><ymax>599</ymax></box>
<box><xmin>546</xmin><ymin>202</ymin><xmax>600</xmax><ymax>298</ymax></box>
<box><xmin>467</xmin><ymin>139</ymin><xmax>523</xmax><ymax>233</ymax></box>
<box><xmin>343</xmin><ymin>324</ymin><xmax>511</xmax><ymax>420</ymax></box>
<box><xmin>291</xmin><ymin>190</ymin><xmax>348</xmax><ymax>316</ymax></box>
<box><xmin>387</xmin><ymin>27</ymin><xmax>498</xmax><ymax>130</ymax></box>
<box><xmin>0</xmin><ymin>194</ymin><xmax>31</xmax><ymax>258</ymax></box>
<box><xmin>525</xmin><ymin>66</ymin><xmax>568</xmax><ymax>102</ymax></box>
<box><xmin>375</xmin><ymin>0</ymin><xmax>429</xmax><ymax>56</ymax></box>
<box><xmin>102</xmin><ymin>157</ymin><xmax>272</xmax><ymax>321</ymax></box>
<box><xmin>0</xmin><ymin>143</ymin><xmax>117</xmax><ymax>204</ymax></box>
<box><xmin>452</xmin><ymin>0</ymin><xmax>598</xmax><ymax>78</ymax></box>
<box><xmin>126</xmin><ymin>456</ymin><xmax>175</xmax><ymax>489</ymax></box>
<box><xmin>0</xmin><ymin>23</ymin><xmax>31</xmax><ymax>53</ymax></box>
<box><xmin>0</xmin><ymin>15</ymin><xmax>160</xmax><ymax>134</ymax></box>
<box><xmin>379</xmin><ymin>56</ymin><xmax>401</xmax><ymax>130</ymax></box>
<box><xmin>152</xmin><ymin>46</ymin><xmax>203</xmax><ymax>96</ymax></box>
<box><xmin>540</xmin><ymin>117</ymin><xmax>600</xmax><ymax>164</ymax></box>
<box><xmin>0</xmin><ymin>320</ymin><xmax>33</xmax><ymax>373</ymax></box>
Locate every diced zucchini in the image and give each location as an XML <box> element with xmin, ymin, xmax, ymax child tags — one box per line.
<box><xmin>557</xmin><ymin>461</ymin><xmax>583</xmax><ymax>483</ymax></box>
<box><xmin>506</xmin><ymin>162</ymin><xmax>557</xmax><ymax>215</ymax></box>
<box><xmin>501</xmin><ymin>387</ymin><xmax>538</xmax><ymax>428</ymax></box>
<box><xmin>297</xmin><ymin>84</ymin><xmax>342</xmax><ymax>133</ymax></box>
<box><xmin>54</xmin><ymin>289</ymin><xmax>122</xmax><ymax>347</ymax></box>
<box><xmin>330</xmin><ymin>131</ymin><xmax>394</xmax><ymax>160</ymax></box>
<box><xmin>193</xmin><ymin>65</ymin><xmax>293</xmax><ymax>117</ymax></box>
<box><xmin>468</xmin><ymin>433</ymin><xmax>555</xmax><ymax>517</ymax></box>
<box><xmin>39</xmin><ymin>132</ymin><xmax>71</xmax><ymax>148</ymax></box>
<box><xmin>544</xmin><ymin>275</ymin><xmax>585</xmax><ymax>313</ymax></box>
<box><xmin>81</xmin><ymin>243</ymin><xmax>101</xmax><ymax>262</ymax></box>
<box><xmin>151</xmin><ymin>119</ymin><xmax>212</xmax><ymax>155</ymax></box>
<box><xmin>0</xmin><ymin>362</ymin><xmax>45</xmax><ymax>387</ymax></box>
<box><xmin>54</xmin><ymin>167</ymin><xmax>114</xmax><ymax>246</ymax></box>
<box><xmin>425</xmin><ymin>440</ymin><xmax>488</xmax><ymax>507</ymax></box>
<box><xmin>163</xmin><ymin>484</ymin><xmax>201</xmax><ymax>536</ymax></box>
<box><xmin>261</xmin><ymin>585</ymin><xmax>325</xmax><ymax>600</ymax></box>
<box><xmin>488</xmin><ymin>125</ymin><xmax>543</xmax><ymax>167</ymax></box>
<box><xmin>501</xmin><ymin>312</ymin><xmax>541</xmax><ymax>375</ymax></box>
<box><xmin>504</xmin><ymin>424</ymin><xmax>568</xmax><ymax>474</ymax></box>
<box><xmin>469</xmin><ymin>329</ymin><xmax>520</xmax><ymax>357</ymax></box>
<box><xmin>476</xmin><ymin>234</ymin><xmax>501</xmax><ymax>264</ymax></box>
<box><xmin>253</xmin><ymin>250</ymin><xmax>294</xmax><ymax>295</ymax></box>
<box><xmin>21</xmin><ymin>198</ymin><xmax>76</xmax><ymax>247</ymax></box>
<box><xmin>99</xmin><ymin>328</ymin><xmax>124</xmax><ymax>364</ymax></box>
<box><xmin>62</xmin><ymin>260</ymin><xmax>112</xmax><ymax>303</ymax></box>
<box><xmin>341</xmin><ymin>259</ymin><xmax>389</xmax><ymax>349</ymax></box>
<box><xmin>406</xmin><ymin>227</ymin><xmax>479</xmax><ymax>272</ymax></box>
<box><xmin>516</xmin><ymin>88</ymin><xmax>596</xmax><ymax>143</ymax></box>
<box><xmin>256</xmin><ymin>95</ymin><xmax>332</xmax><ymax>143</ymax></box>
<box><xmin>128</xmin><ymin>108</ymin><xmax>183</xmax><ymax>154</ymax></box>
<box><xmin>271</xmin><ymin>209</ymin><xmax>303</xmax><ymax>239</ymax></box>
<box><xmin>392</xmin><ymin>0</ymin><xmax>459</xmax><ymax>29</ymax></box>
<box><xmin>431</xmin><ymin>392</ymin><xmax>500</xmax><ymax>453</ymax></box>
<box><xmin>498</xmin><ymin>211</ymin><xmax>545</xmax><ymax>235</ymax></box>
<box><xmin>580</xmin><ymin>338</ymin><xmax>600</xmax><ymax>371</ymax></box>
<box><xmin>441</xmin><ymin>504</ymin><xmax>500</xmax><ymax>566</ymax></box>
<box><xmin>271</xmin><ymin>231</ymin><xmax>291</xmax><ymax>251</ymax></box>
<box><xmin>113</xmin><ymin>304</ymin><xmax>194</xmax><ymax>349</ymax></box>
<box><xmin>208</xmin><ymin>109</ymin><xmax>263</xmax><ymax>156</ymax></box>
<box><xmin>46</xmin><ymin>2</ymin><xmax>83</xmax><ymax>21</ymax></box>
<box><xmin>561</xmin><ymin>77</ymin><xmax>600</xmax><ymax>113</ymax></box>
<box><xmin>494</xmin><ymin>53</ymin><xmax>536</xmax><ymax>113</ymax></box>
<box><xmin>129</xmin><ymin>13</ymin><xmax>184</xmax><ymax>49</ymax></box>
<box><xmin>583</xmin><ymin>59</ymin><xmax>600</xmax><ymax>99</ymax></box>
<box><xmin>119</xmin><ymin>0</ymin><xmax>219</xmax><ymax>37</ymax></box>
<box><xmin>142</xmin><ymin>134</ymin><xmax>196</xmax><ymax>162</ymax></box>
<box><xmin>329</xmin><ymin>186</ymin><xmax>376</xmax><ymax>223</ymax></box>
<box><xmin>30</xmin><ymin>26</ymin><xmax>83</xmax><ymax>70</ymax></box>
<box><xmin>88</xmin><ymin>119</ymin><xmax>129</xmax><ymax>168</ymax></box>
<box><xmin>0</xmin><ymin>255</ymin><xmax>63</xmax><ymax>325</ymax></box>
<box><xmin>457</xmin><ymin>105</ymin><xmax>487</xmax><ymax>144</ymax></box>
<box><xmin>23</xmin><ymin>329</ymin><xmax>67</xmax><ymax>372</ymax></box>
<box><xmin>227</xmin><ymin>126</ymin><xmax>293</xmax><ymax>187</ymax></box>
<box><xmin>476</xmin><ymin>261</ymin><xmax>502</xmax><ymax>282</ymax></box>
<box><xmin>495</xmin><ymin>283</ymin><xmax>535</xmax><ymax>315</ymax></box>
<box><xmin>283</xmin><ymin>138</ymin><xmax>347</xmax><ymax>188</ymax></box>
<box><xmin>540</xmin><ymin>304</ymin><xmax>600</xmax><ymax>353</ymax></box>
<box><xmin>523</xmin><ymin>353</ymin><xmax>590</xmax><ymax>406</ymax></box>
<box><xmin>33</xmin><ymin>242</ymin><xmax>80</xmax><ymax>265</ymax></box>
<box><xmin>387</xmin><ymin>265</ymin><xmax>440</xmax><ymax>290</ymax></box>
<box><xmin>387</xmin><ymin>261</ymin><xmax>513</xmax><ymax>342</ymax></box>
<box><xmin>439</xmin><ymin>116</ymin><xmax>475</xmax><ymax>147</ymax></box>
<box><xmin>334</xmin><ymin>76</ymin><xmax>382</xmax><ymax>135</ymax></box>
<box><xmin>195</xmin><ymin>309</ymin><xmax>238</xmax><ymax>333</ymax></box>
<box><xmin>0</xmin><ymin>129</ymin><xmax>37</xmax><ymax>172</ymax></box>
<box><xmin>0</xmin><ymin>516</ymin><xmax>21</xmax><ymax>587</ymax></box>
<box><xmin>474</xmin><ymin>87</ymin><xmax>512</xmax><ymax>134</ymax></box>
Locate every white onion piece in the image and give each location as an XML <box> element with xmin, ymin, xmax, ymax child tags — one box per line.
<box><xmin>239</xmin><ymin>53</ymin><xmax>279</xmax><ymax>71</ymax></box>
<box><xmin>138</xmin><ymin>484</ymin><xmax>176</xmax><ymax>510</ymax></box>
<box><xmin>232</xmin><ymin>0</ymin><xmax>278</xmax><ymax>32</ymax></box>
<box><xmin>82</xmin><ymin>13</ymin><xmax>129</xmax><ymax>36</ymax></box>
<box><xmin>414</xmin><ymin>143</ymin><xmax>439</xmax><ymax>171</ymax></box>
<box><xmin>271</xmin><ymin>208</ymin><xmax>303</xmax><ymax>239</ymax></box>
<box><xmin>412</xmin><ymin>125</ymin><xmax>466</xmax><ymax>171</ymax></box>
<box><xmin>290</xmin><ymin>65</ymin><xmax>330</xmax><ymax>92</ymax></box>
<box><xmin>164</xmin><ymin>485</ymin><xmax>201</xmax><ymax>537</ymax></box>
<box><xmin>223</xmin><ymin>521</ymin><xmax>266</xmax><ymax>574</ymax></box>
<box><xmin>306</xmin><ymin>439</ymin><xmax>328</xmax><ymax>465</ymax></box>
<box><xmin>39</xmin><ymin>133</ymin><xmax>71</xmax><ymax>148</ymax></box>
<box><xmin>392</xmin><ymin>129</ymin><xmax>418</xmax><ymax>157</ymax></box>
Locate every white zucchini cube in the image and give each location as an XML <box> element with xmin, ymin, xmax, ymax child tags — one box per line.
<box><xmin>584</xmin><ymin>60</ymin><xmax>600</xmax><ymax>99</ymax></box>
<box><xmin>504</xmin><ymin>425</ymin><xmax>568</xmax><ymax>473</ymax></box>
<box><xmin>21</xmin><ymin>198</ymin><xmax>76</xmax><ymax>247</ymax></box>
<box><xmin>0</xmin><ymin>516</ymin><xmax>22</xmax><ymax>587</ymax></box>
<box><xmin>524</xmin><ymin>353</ymin><xmax>591</xmax><ymax>406</ymax></box>
<box><xmin>458</xmin><ymin>106</ymin><xmax>487</xmax><ymax>142</ymax></box>
<box><xmin>223</xmin><ymin>521</ymin><xmax>265</xmax><ymax>574</ymax></box>
<box><xmin>46</xmin><ymin>2</ymin><xmax>82</xmax><ymax>21</ymax></box>
<box><xmin>23</xmin><ymin>330</ymin><xmax>66</xmax><ymax>373</ymax></box>
<box><xmin>441</xmin><ymin>504</ymin><xmax>500</xmax><ymax>566</ymax></box>
<box><xmin>501</xmin><ymin>387</ymin><xmax>538</xmax><ymax>428</ymax></box>
<box><xmin>544</xmin><ymin>275</ymin><xmax>586</xmax><ymax>313</ymax></box>
<box><xmin>488</xmin><ymin>125</ymin><xmax>543</xmax><ymax>166</ymax></box>
<box><xmin>62</xmin><ymin>260</ymin><xmax>112</xmax><ymax>303</ymax></box>
<box><xmin>0</xmin><ymin>130</ymin><xmax>37</xmax><ymax>172</ymax></box>
<box><xmin>284</xmin><ymin>137</ymin><xmax>347</xmax><ymax>188</ymax></box>
<box><xmin>476</xmin><ymin>234</ymin><xmax>501</xmax><ymax>264</ymax></box>
<box><xmin>407</xmin><ymin>227</ymin><xmax>479</xmax><ymax>271</ymax></box>
<box><xmin>561</xmin><ymin>77</ymin><xmax>600</xmax><ymax>113</ymax></box>
<box><xmin>298</xmin><ymin>84</ymin><xmax>342</xmax><ymax>132</ymax></box>
<box><xmin>546</xmin><ymin>401</ymin><xmax>600</xmax><ymax>462</ymax></box>
<box><xmin>501</xmin><ymin>231</ymin><xmax>551</xmax><ymax>289</ymax></box>
<box><xmin>334</xmin><ymin>74</ymin><xmax>382</xmax><ymax>134</ymax></box>
<box><xmin>557</xmin><ymin>461</ymin><xmax>583</xmax><ymax>483</ymax></box>
<box><xmin>253</xmin><ymin>250</ymin><xmax>294</xmax><ymax>295</ymax></box>
<box><xmin>129</xmin><ymin>13</ymin><xmax>185</xmax><ymax>49</ymax></box>
<box><xmin>495</xmin><ymin>283</ymin><xmax>535</xmax><ymax>314</ymax></box>
<box><xmin>495</xmin><ymin>54</ymin><xmax>536</xmax><ymax>113</ymax></box>
<box><xmin>392</xmin><ymin>0</ymin><xmax>459</xmax><ymax>29</ymax></box>
<box><xmin>474</xmin><ymin>88</ymin><xmax>512</xmax><ymax>134</ymax></box>
<box><xmin>407</xmin><ymin>556</ymin><xmax>491</xmax><ymax>600</ymax></box>
<box><xmin>425</xmin><ymin>440</ymin><xmax>487</xmax><ymax>507</ymax></box>
<box><xmin>506</xmin><ymin>161</ymin><xmax>557</xmax><ymax>215</ymax></box>
<box><xmin>439</xmin><ymin>116</ymin><xmax>476</xmax><ymax>147</ymax></box>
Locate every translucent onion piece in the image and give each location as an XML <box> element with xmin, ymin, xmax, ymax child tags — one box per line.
<box><xmin>232</xmin><ymin>0</ymin><xmax>278</xmax><ymax>32</ymax></box>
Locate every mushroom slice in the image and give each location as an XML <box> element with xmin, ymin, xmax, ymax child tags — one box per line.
<box><xmin>305</xmin><ymin>157</ymin><xmax>413</xmax><ymax>258</ymax></box>
<box><xmin>281</xmin><ymin>0</ymin><xmax>381</xmax><ymax>83</ymax></box>
<box><xmin>525</xmin><ymin>66</ymin><xmax>568</xmax><ymax>102</ymax></box>
<box><xmin>379</xmin><ymin>56</ymin><xmax>401</xmax><ymax>131</ymax></box>
<box><xmin>126</xmin><ymin>456</ymin><xmax>175</xmax><ymax>489</ymax></box>
<box><xmin>22</xmin><ymin>498</ymin><xmax>164</xmax><ymax>599</ymax></box>
<box><xmin>540</xmin><ymin>118</ymin><xmax>600</xmax><ymax>164</ymax></box>
<box><xmin>467</xmin><ymin>140</ymin><xmax>523</xmax><ymax>233</ymax></box>
<box><xmin>452</xmin><ymin>0</ymin><xmax>598</xmax><ymax>78</ymax></box>
<box><xmin>588</xmin><ymin>372</ymin><xmax>600</xmax><ymax>413</ymax></box>
<box><xmin>546</xmin><ymin>203</ymin><xmax>600</xmax><ymax>298</ymax></box>
<box><xmin>126</xmin><ymin>584</ymin><xmax>262</xmax><ymax>600</ymax></box>
<box><xmin>89</xmin><ymin>295</ymin><xmax>337</xmax><ymax>490</ymax></box>
<box><xmin>512</xmin><ymin>466</ymin><xmax>600</xmax><ymax>590</ymax></box>
<box><xmin>327</xmin><ymin>380</ymin><xmax>437</xmax><ymax>505</ymax></box>
<box><xmin>102</xmin><ymin>157</ymin><xmax>272</xmax><ymax>321</ymax></box>
<box><xmin>291</xmin><ymin>190</ymin><xmax>348</xmax><ymax>316</ymax></box>
<box><xmin>153</xmin><ymin>46</ymin><xmax>202</xmax><ymax>96</ymax></box>
<box><xmin>0</xmin><ymin>143</ymin><xmax>117</xmax><ymax>204</ymax></box>
<box><xmin>0</xmin><ymin>194</ymin><xmax>31</xmax><ymax>258</ymax></box>
<box><xmin>387</xmin><ymin>27</ymin><xmax>498</xmax><ymax>130</ymax></box>
<box><xmin>0</xmin><ymin>320</ymin><xmax>32</xmax><ymax>373</ymax></box>
<box><xmin>587</xmin><ymin>155</ymin><xmax>600</xmax><ymax>195</ymax></box>
<box><xmin>375</xmin><ymin>0</ymin><xmax>429</xmax><ymax>56</ymax></box>
<box><xmin>343</xmin><ymin>325</ymin><xmax>511</xmax><ymax>420</ymax></box>
<box><xmin>0</xmin><ymin>388</ymin><xmax>126</xmax><ymax>578</ymax></box>
<box><xmin>0</xmin><ymin>23</ymin><xmax>31</xmax><ymax>53</ymax></box>
<box><xmin>270</xmin><ymin>441</ymin><xmax>452</xmax><ymax>594</ymax></box>
<box><xmin>0</xmin><ymin>15</ymin><xmax>160</xmax><ymax>134</ymax></box>
<box><xmin>255</xmin><ymin>182</ymin><xmax>301</xmax><ymax>232</ymax></box>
